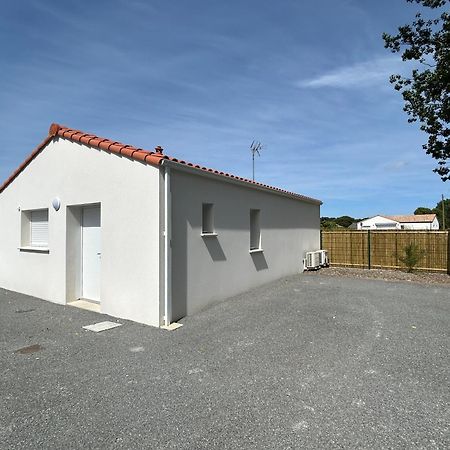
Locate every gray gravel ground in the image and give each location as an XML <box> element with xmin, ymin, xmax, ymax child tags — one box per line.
<box><xmin>306</xmin><ymin>266</ymin><xmax>450</xmax><ymax>286</ymax></box>
<box><xmin>1</xmin><ymin>275</ymin><xmax>449</xmax><ymax>449</ymax></box>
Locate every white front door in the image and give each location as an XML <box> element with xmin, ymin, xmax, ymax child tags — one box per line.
<box><xmin>82</xmin><ymin>206</ymin><xmax>101</xmax><ymax>301</ymax></box>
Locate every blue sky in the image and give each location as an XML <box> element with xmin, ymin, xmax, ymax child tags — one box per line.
<box><xmin>1</xmin><ymin>0</ymin><xmax>448</xmax><ymax>218</ymax></box>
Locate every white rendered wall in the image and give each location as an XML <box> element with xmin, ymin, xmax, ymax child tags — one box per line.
<box><xmin>0</xmin><ymin>138</ymin><xmax>161</xmax><ymax>326</ymax></box>
<box><xmin>401</xmin><ymin>220</ymin><xmax>437</xmax><ymax>230</ymax></box>
<box><xmin>169</xmin><ymin>169</ymin><xmax>320</xmax><ymax>319</ymax></box>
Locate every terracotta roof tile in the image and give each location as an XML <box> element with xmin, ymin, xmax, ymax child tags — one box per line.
<box><xmin>0</xmin><ymin>123</ymin><xmax>322</xmax><ymax>204</ymax></box>
<box><xmin>384</xmin><ymin>214</ymin><xmax>436</xmax><ymax>223</ymax></box>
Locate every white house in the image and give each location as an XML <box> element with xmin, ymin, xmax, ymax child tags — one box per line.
<box><xmin>356</xmin><ymin>214</ymin><xmax>439</xmax><ymax>231</ymax></box>
<box><xmin>0</xmin><ymin>123</ymin><xmax>321</xmax><ymax>328</ymax></box>
<box><xmin>384</xmin><ymin>214</ymin><xmax>439</xmax><ymax>230</ymax></box>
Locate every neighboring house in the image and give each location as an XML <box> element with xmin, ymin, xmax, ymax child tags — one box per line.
<box><xmin>0</xmin><ymin>123</ymin><xmax>321</xmax><ymax>328</ymax></box>
<box><xmin>384</xmin><ymin>214</ymin><xmax>439</xmax><ymax>230</ymax></box>
<box><xmin>356</xmin><ymin>214</ymin><xmax>439</xmax><ymax>231</ymax></box>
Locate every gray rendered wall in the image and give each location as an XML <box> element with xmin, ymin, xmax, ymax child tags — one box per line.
<box><xmin>170</xmin><ymin>169</ymin><xmax>320</xmax><ymax>320</ymax></box>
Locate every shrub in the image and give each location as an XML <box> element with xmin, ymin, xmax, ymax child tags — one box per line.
<box><xmin>398</xmin><ymin>243</ymin><xmax>426</xmax><ymax>273</ymax></box>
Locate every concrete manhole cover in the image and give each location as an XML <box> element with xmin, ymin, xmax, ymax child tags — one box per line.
<box><xmin>82</xmin><ymin>321</ymin><xmax>122</xmax><ymax>333</ymax></box>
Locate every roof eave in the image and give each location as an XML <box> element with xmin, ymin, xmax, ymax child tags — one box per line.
<box><xmin>160</xmin><ymin>159</ymin><xmax>322</xmax><ymax>205</ymax></box>
<box><xmin>0</xmin><ymin>134</ymin><xmax>54</xmax><ymax>194</ymax></box>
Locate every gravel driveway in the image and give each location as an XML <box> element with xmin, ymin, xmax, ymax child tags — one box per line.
<box><xmin>1</xmin><ymin>274</ymin><xmax>449</xmax><ymax>449</ymax></box>
<box><xmin>306</xmin><ymin>266</ymin><xmax>450</xmax><ymax>285</ymax></box>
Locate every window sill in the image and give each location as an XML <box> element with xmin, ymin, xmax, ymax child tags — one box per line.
<box><xmin>249</xmin><ymin>248</ymin><xmax>264</xmax><ymax>254</ymax></box>
<box><xmin>201</xmin><ymin>232</ymin><xmax>218</xmax><ymax>237</ymax></box>
<box><xmin>18</xmin><ymin>246</ymin><xmax>50</xmax><ymax>253</ymax></box>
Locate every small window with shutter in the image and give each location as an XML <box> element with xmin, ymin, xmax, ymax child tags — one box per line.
<box><xmin>21</xmin><ymin>209</ymin><xmax>49</xmax><ymax>249</ymax></box>
<box><xmin>30</xmin><ymin>209</ymin><xmax>49</xmax><ymax>247</ymax></box>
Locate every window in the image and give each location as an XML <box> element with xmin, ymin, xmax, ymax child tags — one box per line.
<box><xmin>375</xmin><ymin>223</ymin><xmax>396</xmax><ymax>229</ymax></box>
<box><xmin>21</xmin><ymin>209</ymin><xmax>49</xmax><ymax>249</ymax></box>
<box><xmin>250</xmin><ymin>209</ymin><xmax>261</xmax><ymax>251</ymax></box>
<box><xmin>201</xmin><ymin>203</ymin><xmax>215</xmax><ymax>235</ymax></box>
<box><xmin>31</xmin><ymin>210</ymin><xmax>49</xmax><ymax>246</ymax></box>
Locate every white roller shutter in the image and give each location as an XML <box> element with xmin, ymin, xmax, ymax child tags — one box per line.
<box><xmin>31</xmin><ymin>210</ymin><xmax>49</xmax><ymax>247</ymax></box>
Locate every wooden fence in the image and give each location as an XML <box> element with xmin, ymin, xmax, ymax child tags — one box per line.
<box><xmin>321</xmin><ymin>230</ymin><xmax>450</xmax><ymax>273</ymax></box>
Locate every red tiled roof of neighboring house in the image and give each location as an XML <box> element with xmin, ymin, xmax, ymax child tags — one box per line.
<box><xmin>0</xmin><ymin>123</ymin><xmax>322</xmax><ymax>204</ymax></box>
<box><xmin>383</xmin><ymin>214</ymin><xmax>436</xmax><ymax>223</ymax></box>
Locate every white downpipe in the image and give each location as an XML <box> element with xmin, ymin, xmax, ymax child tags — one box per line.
<box><xmin>164</xmin><ymin>165</ymin><xmax>172</xmax><ymax>326</ymax></box>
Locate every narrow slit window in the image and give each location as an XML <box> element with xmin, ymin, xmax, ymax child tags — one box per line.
<box><xmin>202</xmin><ymin>203</ymin><xmax>214</xmax><ymax>234</ymax></box>
<box><xmin>250</xmin><ymin>209</ymin><xmax>261</xmax><ymax>250</ymax></box>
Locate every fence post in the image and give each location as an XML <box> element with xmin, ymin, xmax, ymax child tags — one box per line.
<box><xmin>447</xmin><ymin>231</ymin><xmax>450</xmax><ymax>275</ymax></box>
<box><xmin>368</xmin><ymin>230</ymin><xmax>371</xmax><ymax>270</ymax></box>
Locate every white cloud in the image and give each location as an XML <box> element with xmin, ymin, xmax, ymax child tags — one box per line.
<box><xmin>384</xmin><ymin>160</ymin><xmax>409</xmax><ymax>171</ymax></box>
<box><xmin>297</xmin><ymin>56</ymin><xmax>404</xmax><ymax>89</ymax></box>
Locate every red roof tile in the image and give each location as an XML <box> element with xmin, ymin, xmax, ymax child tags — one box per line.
<box><xmin>0</xmin><ymin>123</ymin><xmax>322</xmax><ymax>204</ymax></box>
<box><xmin>384</xmin><ymin>214</ymin><xmax>436</xmax><ymax>223</ymax></box>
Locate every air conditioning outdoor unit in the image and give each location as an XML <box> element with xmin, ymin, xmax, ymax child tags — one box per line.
<box><xmin>305</xmin><ymin>251</ymin><xmax>321</xmax><ymax>270</ymax></box>
<box><xmin>316</xmin><ymin>250</ymin><xmax>329</xmax><ymax>267</ymax></box>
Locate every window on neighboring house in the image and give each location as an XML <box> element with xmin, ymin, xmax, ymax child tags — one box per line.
<box><xmin>202</xmin><ymin>203</ymin><xmax>215</xmax><ymax>235</ymax></box>
<box><xmin>250</xmin><ymin>209</ymin><xmax>261</xmax><ymax>251</ymax></box>
<box><xmin>21</xmin><ymin>209</ymin><xmax>49</xmax><ymax>248</ymax></box>
<box><xmin>376</xmin><ymin>223</ymin><xmax>396</xmax><ymax>229</ymax></box>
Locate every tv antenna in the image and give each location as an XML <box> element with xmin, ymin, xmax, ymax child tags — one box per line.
<box><xmin>250</xmin><ymin>140</ymin><xmax>263</xmax><ymax>181</ymax></box>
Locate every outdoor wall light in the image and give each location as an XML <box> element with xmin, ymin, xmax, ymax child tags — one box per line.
<box><xmin>52</xmin><ymin>197</ymin><xmax>61</xmax><ymax>211</ymax></box>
